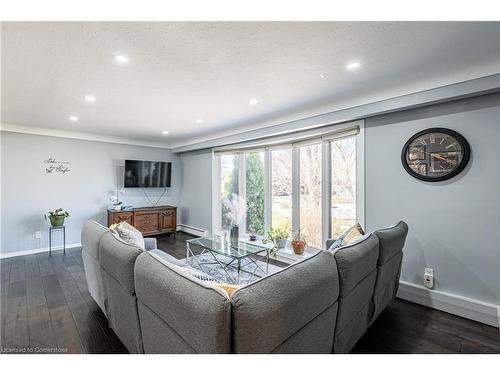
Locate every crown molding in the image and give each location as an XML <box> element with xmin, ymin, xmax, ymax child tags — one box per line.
<box><xmin>0</xmin><ymin>123</ymin><xmax>172</xmax><ymax>149</ymax></box>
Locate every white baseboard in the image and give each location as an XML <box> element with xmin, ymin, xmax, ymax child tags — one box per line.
<box><xmin>0</xmin><ymin>243</ymin><xmax>82</xmax><ymax>259</ymax></box>
<box><xmin>176</xmin><ymin>224</ymin><xmax>208</xmax><ymax>237</ymax></box>
<box><xmin>397</xmin><ymin>281</ymin><xmax>499</xmax><ymax>328</ymax></box>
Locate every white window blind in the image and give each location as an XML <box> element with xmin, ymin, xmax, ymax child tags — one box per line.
<box><xmin>213</xmin><ymin>121</ymin><xmax>361</xmax><ymax>154</ymax></box>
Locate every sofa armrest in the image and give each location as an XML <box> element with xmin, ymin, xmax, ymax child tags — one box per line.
<box><xmin>144</xmin><ymin>237</ymin><xmax>157</xmax><ymax>251</ymax></box>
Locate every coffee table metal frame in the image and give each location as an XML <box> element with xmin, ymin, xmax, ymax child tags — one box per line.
<box><xmin>185</xmin><ymin>239</ymin><xmax>270</xmax><ymax>284</ymax></box>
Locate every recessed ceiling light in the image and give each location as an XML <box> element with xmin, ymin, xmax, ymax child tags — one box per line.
<box><xmin>196</xmin><ymin>119</ymin><xmax>203</xmax><ymax>124</ymax></box>
<box><xmin>346</xmin><ymin>61</ymin><xmax>361</xmax><ymax>71</ymax></box>
<box><xmin>84</xmin><ymin>95</ymin><xmax>96</xmax><ymax>103</ymax></box>
<box><xmin>162</xmin><ymin>130</ymin><xmax>169</xmax><ymax>135</ymax></box>
<box><xmin>114</xmin><ymin>55</ymin><xmax>129</xmax><ymax>64</ymax></box>
<box><xmin>319</xmin><ymin>73</ymin><xmax>326</xmax><ymax>79</ymax></box>
<box><xmin>249</xmin><ymin>99</ymin><xmax>259</xmax><ymax>105</ymax></box>
<box><xmin>69</xmin><ymin>116</ymin><xmax>78</xmax><ymax>122</ymax></box>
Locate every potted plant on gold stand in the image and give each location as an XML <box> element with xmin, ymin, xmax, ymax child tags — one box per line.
<box><xmin>291</xmin><ymin>229</ymin><xmax>306</xmax><ymax>255</ymax></box>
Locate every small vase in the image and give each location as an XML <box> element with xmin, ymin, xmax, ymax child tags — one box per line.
<box><xmin>230</xmin><ymin>225</ymin><xmax>239</xmax><ymax>247</ymax></box>
<box><xmin>278</xmin><ymin>239</ymin><xmax>287</xmax><ymax>249</ymax></box>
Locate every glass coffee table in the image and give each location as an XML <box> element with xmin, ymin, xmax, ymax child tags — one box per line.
<box><xmin>186</xmin><ymin>236</ymin><xmax>273</xmax><ymax>284</ymax></box>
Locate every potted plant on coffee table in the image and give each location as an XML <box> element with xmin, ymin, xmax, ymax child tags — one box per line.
<box><xmin>291</xmin><ymin>229</ymin><xmax>307</xmax><ymax>255</ymax></box>
<box><xmin>45</xmin><ymin>208</ymin><xmax>69</xmax><ymax>227</ymax></box>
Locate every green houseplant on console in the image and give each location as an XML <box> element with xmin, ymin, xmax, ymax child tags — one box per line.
<box><xmin>45</xmin><ymin>208</ymin><xmax>69</xmax><ymax>227</ymax></box>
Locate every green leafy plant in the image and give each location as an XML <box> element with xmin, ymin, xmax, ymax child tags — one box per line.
<box><xmin>263</xmin><ymin>226</ymin><xmax>290</xmax><ymax>257</ymax></box>
<box><xmin>45</xmin><ymin>208</ymin><xmax>69</xmax><ymax>227</ymax></box>
<box><xmin>45</xmin><ymin>208</ymin><xmax>69</xmax><ymax>218</ymax></box>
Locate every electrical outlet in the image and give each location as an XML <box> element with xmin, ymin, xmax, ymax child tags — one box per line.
<box><xmin>424</xmin><ymin>267</ymin><xmax>434</xmax><ymax>289</ymax></box>
<box><xmin>35</xmin><ymin>231</ymin><xmax>41</xmax><ymax>239</ymax></box>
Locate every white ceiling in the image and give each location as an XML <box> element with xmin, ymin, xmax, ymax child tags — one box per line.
<box><xmin>2</xmin><ymin>22</ymin><xmax>499</xmax><ymax>148</ymax></box>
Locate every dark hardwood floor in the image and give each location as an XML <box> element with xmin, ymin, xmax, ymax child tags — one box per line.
<box><xmin>1</xmin><ymin>231</ymin><xmax>498</xmax><ymax>354</ymax></box>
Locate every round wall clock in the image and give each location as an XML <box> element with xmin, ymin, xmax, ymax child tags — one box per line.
<box><xmin>401</xmin><ymin>128</ymin><xmax>470</xmax><ymax>182</ymax></box>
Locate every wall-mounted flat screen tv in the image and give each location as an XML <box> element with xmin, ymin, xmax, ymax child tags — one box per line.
<box><xmin>124</xmin><ymin>160</ymin><xmax>171</xmax><ymax>188</ymax></box>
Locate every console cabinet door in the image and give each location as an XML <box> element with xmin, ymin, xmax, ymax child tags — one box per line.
<box><xmin>110</xmin><ymin>212</ymin><xmax>134</xmax><ymax>226</ymax></box>
<box><xmin>134</xmin><ymin>212</ymin><xmax>160</xmax><ymax>235</ymax></box>
<box><xmin>160</xmin><ymin>210</ymin><xmax>176</xmax><ymax>231</ymax></box>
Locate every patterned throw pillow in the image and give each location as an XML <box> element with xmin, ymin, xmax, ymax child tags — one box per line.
<box><xmin>328</xmin><ymin>223</ymin><xmax>365</xmax><ymax>251</ymax></box>
<box><xmin>110</xmin><ymin>221</ymin><xmax>145</xmax><ymax>249</ymax></box>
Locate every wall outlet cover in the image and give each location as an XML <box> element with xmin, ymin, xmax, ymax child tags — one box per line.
<box><xmin>424</xmin><ymin>267</ymin><xmax>434</xmax><ymax>289</ymax></box>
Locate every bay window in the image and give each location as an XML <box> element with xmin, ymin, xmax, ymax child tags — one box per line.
<box><xmin>213</xmin><ymin>121</ymin><xmax>364</xmax><ymax>249</ymax></box>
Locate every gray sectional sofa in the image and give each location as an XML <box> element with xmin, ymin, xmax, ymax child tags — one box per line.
<box><xmin>81</xmin><ymin>220</ymin><xmax>408</xmax><ymax>354</ymax></box>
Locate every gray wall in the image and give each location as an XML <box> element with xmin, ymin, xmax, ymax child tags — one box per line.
<box><xmin>365</xmin><ymin>94</ymin><xmax>500</xmax><ymax>305</ymax></box>
<box><xmin>1</xmin><ymin>132</ymin><xmax>180</xmax><ymax>254</ymax></box>
<box><xmin>179</xmin><ymin>149</ymin><xmax>213</xmax><ymax>231</ymax></box>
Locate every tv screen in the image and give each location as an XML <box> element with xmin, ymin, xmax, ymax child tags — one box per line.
<box><xmin>124</xmin><ymin>160</ymin><xmax>171</xmax><ymax>188</ymax></box>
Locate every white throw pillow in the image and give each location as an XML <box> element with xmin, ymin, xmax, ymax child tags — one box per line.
<box><xmin>110</xmin><ymin>221</ymin><xmax>145</xmax><ymax>249</ymax></box>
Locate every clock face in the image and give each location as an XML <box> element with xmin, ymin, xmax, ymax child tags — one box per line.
<box><xmin>401</xmin><ymin>128</ymin><xmax>470</xmax><ymax>182</ymax></box>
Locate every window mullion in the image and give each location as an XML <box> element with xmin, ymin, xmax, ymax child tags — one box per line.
<box><xmin>291</xmin><ymin>146</ymin><xmax>300</xmax><ymax>238</ymax></box>
<box><xmin>264</xmin><ymin>149</ymin><xmax>272</xmax><ymax>235</ymax></box>
<box><xmin>322</xmin><ymin>141</ymin><xmax>331</xmax><ymax>248</ymax></box>
<box><xmin>356</xmin><ymin>124</ymin><xmax>365</xmax><ymax>229</ymax></box>
<box><xmin>239</xmin><ymin>152</ymin><xmax>247</xmax><ymax>234</ymax></box>
<box><xmin>212</xmin><ymin>152</ymin><xmax>221</xmax><ymax>234</ymax></box>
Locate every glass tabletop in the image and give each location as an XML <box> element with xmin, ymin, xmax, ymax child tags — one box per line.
<box><xmin>186</xmin><ymin>236</ymin><xmax>273</xmax><ymax>259</ymax></box>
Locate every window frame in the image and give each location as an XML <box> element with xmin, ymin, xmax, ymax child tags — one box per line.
<box><xmin>212</xmin><ymin>120</ymin><xmax>365</xmax><ymax>248</ymax></box>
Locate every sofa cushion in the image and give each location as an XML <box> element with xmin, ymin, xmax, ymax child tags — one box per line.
<box><xmin>102</xmin><ymin>268</ymin><xmax>144</xmax><ymax>353</ymax></box>
<box><xmin>135</xmin><ymin>252</ymin><xmax>231</xmax><ymax>353</ymax></box>
<box><xmin>373</xmin><ymin>221</ymin><xmax>408</xmax><ymax>265</ymax></box>
<box><xmin>231</xmin><ymin>251</ymin><xmax>339</xmax><ymax>353</ymax></box>
<box><xmin>99</xmin><ymin>232</ymin><xmax>143</xmax><ymax>295</ymax></box>
<box><xmin>333</xmin><ymin>233</ymin><xmax>379</xmax><ymax>297</ymax></box>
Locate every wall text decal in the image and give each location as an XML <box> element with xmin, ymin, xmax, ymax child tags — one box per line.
<box><xmin>44</xmin><ymin>157</ymin><xmax>71</xmax><ymax>174</ymax></box>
